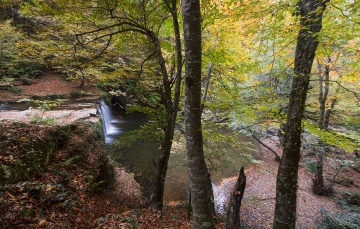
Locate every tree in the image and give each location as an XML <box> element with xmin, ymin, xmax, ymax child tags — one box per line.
<box><xmin>273</xmin><ymin>0</ymin><xmax>329</xmax><ymax>228</ymax></box>
<box><xmin>0</xmin><ymin>20</ymin><xmax>20</xmax><ymax>79</ymax></box>
<box><xmin>22</xmin><ymin>0</ymin><xmax>183</xmax><ymax>211</ymax></box>
<box><xmin>150</xmin><ymin>0</ymin><xmax>183</xmax><ymax>211</ymax></box>
<box><xmin>182</xmin><ymin>0</ymin><xmax>215</xmax><ymax>228</ymax></box>
<box><xmin>312</xmin><ymin>57</ymin><xmax>336</xmax><ymax>194</ymax></box>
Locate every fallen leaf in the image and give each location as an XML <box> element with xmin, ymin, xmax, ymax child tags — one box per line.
<box><xmin>5</xmin><ymin>191</ymin><xmax>15</xmax><ymax>199</ymax></box>
<box><xmin>38</xmin><ymin>219</ymin><xmax>46</xmax><ymax>227</ymax></box>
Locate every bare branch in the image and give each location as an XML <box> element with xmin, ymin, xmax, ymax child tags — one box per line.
<box><xmin>135</xmin><ymin>50</ymin><xmax>157</xmax><ymax>84</ymax></box>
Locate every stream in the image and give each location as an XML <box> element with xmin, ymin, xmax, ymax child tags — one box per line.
<box><xmin>0</xmin><ymin>99</ymin><xmax>261</xmax><ymax>213</ymax></box>
<box><xmin>98</xmin><ymin>101</ymin><xmax>261</xmax><ymax>213</ymax></box>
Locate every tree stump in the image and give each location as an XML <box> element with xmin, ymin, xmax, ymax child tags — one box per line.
<box><xmin>226</xmin><ymin>166</ymin><xmax>246</xmax><ymax>229</ymax></box>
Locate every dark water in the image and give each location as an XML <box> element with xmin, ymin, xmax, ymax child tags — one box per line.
<box><xmin>102</xmin><ymin>102</ymin><xmax>261</xmax><ymax>209</ymax></box>
<box><xmin>105</xmin><ymin>110</ymin><xmax>161</xmax><ymax>199</ymax></box>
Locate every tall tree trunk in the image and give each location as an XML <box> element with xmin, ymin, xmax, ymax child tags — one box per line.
<box><xmin>182</xmin><ymin>0</ymin><xmax>215</xmax><ymax>228</ymax></box>
<box><xmin>150</xmin><ymin>0</ymin><xmax>183</xmax><ymax>210</ymax></box>
<box><xmin>315</xmin><ymin>59</ymin><xmax>327</xmax><ymax>192</ymax></box>
<box><xmin>315</xmin><ymin>58</ymin><xmax>336</xmax><ymax>194</ymax></box>
<box><xmin>273</xmin><ymin>1</ymin><xmax>329</xmax><ymax>228</ymax></box>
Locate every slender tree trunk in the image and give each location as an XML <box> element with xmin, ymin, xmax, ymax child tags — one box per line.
<box><xmin>201</xmin><ymin>32</ymin><xmax>218</xmax><ymax>114</ymax></box>
<box><xmin>201</xmin><ymin>63</ymin><xmax>213</xmax><ymax>113</ymax></box>
<box><xmin>315</xmin><ymin>145</ymin><xmax>325</xmax><ymax>188</ymax></box>
<box><xmin>315</xmin><ymin>59</ymin><xmax>327</xmax><ymax>192</ymax></box>
<box><xmin>79</xmin><ymin>69</ymin><xmax>86</xmax><ymax>91</ymax></box>
<box><xmin>150</xmin><ymin>1</ymin><xmax>182</xmax><ymax>209</ymax></box>
<box><xmin>273</xmin><ymin>1</ymin><xmax>329</xmax><ymax>228</ymax></box>
<box><xmin>317</xmin><ymin>60</ymin><xmax>325</xmax><ymax>127</ymax></box>
<box><xmin>149</xmin><ymin>32</ymin><xmax>174</xmax><ymax>210</ymax></box>
<box><xmin>315</xmin><ymin>58</ymin><xmax>336</xmax><ymax>194</ymax></box>
<box><xmin>182</xmin><ymin>0</ymin><xmax>215</xmax><ymax>228</ymax></box>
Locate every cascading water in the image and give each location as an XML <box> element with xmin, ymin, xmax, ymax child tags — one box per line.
<box><xmin>98</xmin><ymin>100</ymin><xmax>122</xmax><ymax>144</ymax></box>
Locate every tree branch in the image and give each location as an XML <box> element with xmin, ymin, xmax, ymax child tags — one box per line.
<box><xmin>134</xmin><ymin>50</ymin><xmax>157</xmax><ymax>84</ymax></box>
<box><xmin>252</xmin><ymin>134</ymin><xmax>280</xmax><ymax>161</ymax></box>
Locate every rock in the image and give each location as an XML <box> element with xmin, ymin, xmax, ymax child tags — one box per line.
<box><xmin>341</xmin><ymin>191</ymin><xmax>360</xmax><ymax>206</ymax></box>
<box><xmin>16</xmin><ymin>98</ymin><xmax>31</xmax><ymax>103</ymax></box>
<box><xmin>89</xmin><ymin>109</ymin><xmax>97</xmax><ymax>117</ymax></box>
<box><xmin>0</xmin><ymin>164</ymin><xmax>25</xmax><ymax>184</ymax></box>
<box><xmin>334</xmin><ymin>176</ymin><xmax>354</xmax><ymax>187</ymax></box>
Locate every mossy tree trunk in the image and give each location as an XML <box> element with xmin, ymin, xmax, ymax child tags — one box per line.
<box><xmin>273</xmin><ymin>0</ymin><xmax>329</xmax><ymax>228</ymax></box>
<box><xmin>150</xmin><ymin>0</ymin><xmax>183</xmax><ymax>211</ymax></box>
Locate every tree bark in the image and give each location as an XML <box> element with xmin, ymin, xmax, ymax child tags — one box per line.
<box><xmin>226</xmin><ymin>166</ymin><xmax>246</xmax><ymax>229</ymax></box>
<box><xmin>182</xmin><ymin>0</ymin><xmax>215</xmax><ymax>228</ymax></box>
<box><xmin>273</xmin><ymin>1</ymin><xmax>329</xmax><ymax>228</ymax></box>
<box><xmin>150</xmin><ymin>0</ymin><xmax>183</xmax><ymax>210</ymax></box>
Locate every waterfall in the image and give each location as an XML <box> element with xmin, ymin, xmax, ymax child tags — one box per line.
<box><xmin>98</xmin><ymin>100</ymin><xmax>121</xmax><ymax>144</ymax></box>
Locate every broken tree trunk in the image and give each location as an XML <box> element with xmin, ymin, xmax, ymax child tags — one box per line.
<box><xmin>226</xmin><ymin>166</ymin><xmax>246</xmax><ymax>229</ymax></box>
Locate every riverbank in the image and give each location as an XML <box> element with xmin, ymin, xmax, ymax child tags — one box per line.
<box><xmin>0</xmin><ymin>121</ymin><xmax>142</xmax><ymax>228</ymax></box>
<box><xmin>0</xmin><ymin>71</ymin><xmax>101</xmax><ymax>124</ymax></box>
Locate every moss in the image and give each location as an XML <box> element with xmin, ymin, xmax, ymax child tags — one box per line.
<box><xmin>35</xmin><ymin>126</ymin><xmax>71</xmax><ymax>164</ymax></box>
<box><xmin>305</xmin><ymin>160</ymin><xmax>317</xmax><ymax>173</ymax></box>
<box><xmin>0</xmin><ymin>164</ymin><xmax>25</xmax><ymax>184</ymax></box>
<box><xmin>0</xmin><ymin>121</ymin><xmax>114</xmax><ymax>193</ymax></box>
<box><xmin>90</xmin><ymin>154</ymin><xmax>116</xmax><ymax>193</ymax></box>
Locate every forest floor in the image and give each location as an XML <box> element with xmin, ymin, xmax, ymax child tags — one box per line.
<box><xmin>1</xmin><ymin>72</ymin><xmax>359</xmax><ymax>228</ymax></box>
<box><xmin>236</xmin><ymin>138</ymin><xmax>360</xmax><ymax>228</ymax></box>
<box><xmin>0</xmin><ymin>71</ymin><xmax>101</xmax><ymax>103</ymax></box>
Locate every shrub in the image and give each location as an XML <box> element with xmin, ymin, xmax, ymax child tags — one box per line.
<box><xmin>305</xmin><ymin>160</ymin><xmax>317</xmax><ymax>173</ymax></box>
<box><xmin>46</xmin><ymin>93</ymin><xmax>66</xmax><ymax>99</ymax></box>
<box><xmin>70</xmin><ymin>90</ymin><xmax>82</xmax><ymax>97</ymax></box>
<box><xmin>316</xmin><ymin>207</ymin><xmax>360</xmax><ymax>229</ymax></box>
<box><xmin>28</xmin><ymin>99</ymin><xmax>63</xmax><ymax>125</ymax></box>
<box><xmin>9</xmin><ymin>87</ymin><xmax>22</xmax><ymax>94</ymax></box>
<box><xmin>12</xmin><ymin>60</ymin><xmax>43</xmax><ymax>78</ymax></box>
<box><xmin>20</xmin><ymin>76</ymin><xmax>32</xmax><ymax>85</ymax></box>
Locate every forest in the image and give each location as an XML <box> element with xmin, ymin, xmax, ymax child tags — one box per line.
<box><xmin>0</xmin><ymin>0</ymin><xmax>359</xmax><ymax>228</ymax></box>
